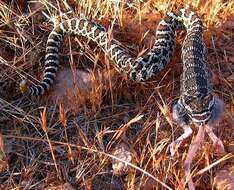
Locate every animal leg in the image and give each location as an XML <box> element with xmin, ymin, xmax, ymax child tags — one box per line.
<box><xmin>184</xmin><ymin>125</ymin><xmax>205</xmax><ymax>190</ymax></box>
<box><xmin>170</xmin><ymin>125</ymin><xmax>193</xmax><ymax>157</ymax></box>
<box><xmin>205</xmin><ymin>125</ymin><xmax>226</xmax><ymax>154</ymax></box>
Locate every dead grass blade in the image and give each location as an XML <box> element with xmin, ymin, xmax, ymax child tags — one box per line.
<box><xmin>5</xmin><ymin>134</ymin><xmax>172</xmax><ymax>190</ymax></box>
<box><xmin>40</xmin><ymin>107</ymin><xmax>61</xmax><ymax>180</ymax></box>
<box><xmin>195</xmin><ymin>153</ymin><xmax>234</xmax><ymax>177</ymax></box>
<box><xmin>40</xmin><ymin>107</ymin><xmax>48</xmax><ymax>133</ymax></box>
<box><xmin>59</xmin><ymin>103</ymin><xmax>67</xmax><ymax>127</ymax></box>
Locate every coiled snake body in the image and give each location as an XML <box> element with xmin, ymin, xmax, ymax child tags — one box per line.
<box><xmin>23</xmin><ymin>8</ymin><xmax>223</xmax><ymax>126</ymax></box>
<box><xmin>21</xmin><ymin>7</ymin><xmax>225</xmax><ymax>190</ymax></box>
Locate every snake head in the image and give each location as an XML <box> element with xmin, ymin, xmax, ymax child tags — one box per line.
<box><xmin>173</xmin><ymin>94</ymin><xmax>224</xmax><ymax>126</ymax></box>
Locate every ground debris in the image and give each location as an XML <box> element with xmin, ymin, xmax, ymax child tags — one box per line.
<box><xmin>0</xmin><ymin>133</ymin><xmax>8</xmax><ymax>173</ymax></box>
<box><xmin>214</xmin><ymin>166</ymin><xmax>234</xmax><ymax>190</ymax></box>
<box><xmin>45</xmin><ymin>182</ymin><xmax>76</xmax><ymax>190</ymax></box>
<box><xmin>111</xmin><ymin>142</ymin><xmax>137</xmax><ymax>176</ymax></box>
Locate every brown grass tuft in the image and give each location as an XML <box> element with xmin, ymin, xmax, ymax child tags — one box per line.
<box><xmin>0</xmin><ymin>0</ymin><xmax>233</xmax><ymax>189</ymax></box>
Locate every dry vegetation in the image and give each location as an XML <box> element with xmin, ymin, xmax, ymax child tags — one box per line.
<box><xmin>0</xmin><ymin>0</ymin><xmax>234</xmax><ymax>189</ymax></box>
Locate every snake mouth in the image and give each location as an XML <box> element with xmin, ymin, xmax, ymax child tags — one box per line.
<box><xmin>190</xmin><ymin>111</ymin><xmax>211</xmax><ymax>125</ymax></box>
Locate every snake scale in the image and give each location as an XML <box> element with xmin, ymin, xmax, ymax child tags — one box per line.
<box><xmin>22</xmin><ymin>8</ymin><xmax>224</xmax><ymax>127</ymax></box>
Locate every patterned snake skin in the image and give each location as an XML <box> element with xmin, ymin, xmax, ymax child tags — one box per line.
<box><xmin>22</xmin><ymin>8</ymin><xmax>223</xmax><ymax>126</ymax></box>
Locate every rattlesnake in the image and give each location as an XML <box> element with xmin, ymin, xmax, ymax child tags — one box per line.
<box><xmin>20</xmin><ymin>7</ymin><xmax>226</xmax><ymax>190</ymax></box>
<box><xmin>21</xmin><ymin>8</ymin><xmax>224</xmax><ymax>126</ymax></box>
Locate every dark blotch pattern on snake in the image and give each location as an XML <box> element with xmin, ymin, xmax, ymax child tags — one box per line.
<box><xmin>22</xmin><ymin>8</ymin><xmax>224</xmax><ymax>126</ymax></box>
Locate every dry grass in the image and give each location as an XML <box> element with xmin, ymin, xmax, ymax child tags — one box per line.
<box><xmin>0</xmin><ymin>0</ymin><xmax>234</xmax><ymax>189</ymax></box>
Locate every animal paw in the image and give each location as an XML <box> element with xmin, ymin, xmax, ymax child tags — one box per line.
<box><xmin>213</xmin><ymin>139</ymin><xmax>226</xmax><ymax>154</ymax></box>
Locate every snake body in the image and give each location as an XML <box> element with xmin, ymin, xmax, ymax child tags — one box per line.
<box><xmin>23</xmin><ymin>8</ymin><xmax>223</xmax><ymax>125</ymax></box>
